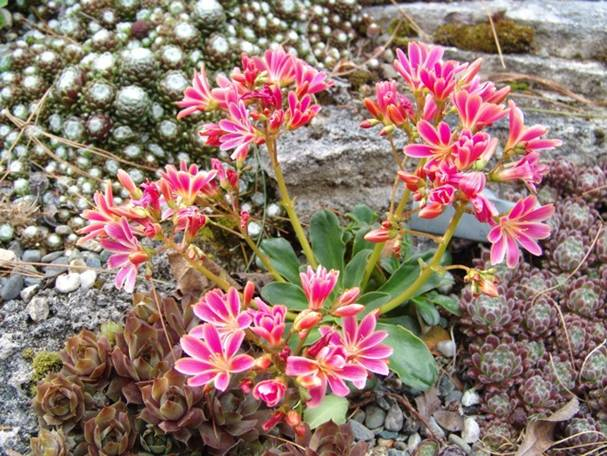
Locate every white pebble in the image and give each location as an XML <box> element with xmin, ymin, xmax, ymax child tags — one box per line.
<box><xmin>407</xmin><ymin>433</ymin><xmax>421</xmax><ymax>452</ymax></box>
<box><xmin>26</xmin><ymin>296</ymin><xmax>49</xmax><ymax>322</ymax></box>
<box><xmin>79</xmin><ymin>269</ymin><xmax>97</xmax><ymax>290</ymax></box>
<box><xmin>437</xmin><ymin>340</ymin><xmax>456</xmax><ymax>357</ymax></box>
<box><xmin>462</xmin><ymin>417</ymin><xmax>480</xmax><ymax>443</ymax></box>
<box><xmin>461</xmin><ymin>389</ymin><xmax>481</xmax><ymax>407</ymax></box>
<box><xmin>20</xmin><ymin>284</ymin><xmax>39</xmax><ymax>302</ymax></box>
<box><xmin>0</xmin><ymin>248</ymin><xmax>16</xmax><ymax>267</ymax></box>
<box><xmin>55</xmin><ymin>272</ymin><xmax>81</xmax><ymax>293</ymax></box>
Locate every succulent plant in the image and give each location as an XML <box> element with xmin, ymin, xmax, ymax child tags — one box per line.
<box><xmin>566</xmin><ymin>276</ymin><xmax>605</xmax><ymax>318</ymax></box>
<box><xmin>83</xmin><ymin>402</ymin><xmax>135</xmax><ymax>456</ymax></box>
<box><xmin>557</xmin><ymin>198</ymin><xmax>599</xmax><ymax>232</ymax></box>
<box><xmin>30</xmin><ymin>428</ymin><xmax>68</xmax><ymax>456</ymax></box>
<box><xmin>482</xmin><ymin>391</ymin><xmax>515</xmax><ymax>419</ymax></box>
<box><xmin>32</xmin><ymin>373</ymin><xmax>88</xmax><ymax>432</ymax></box>
<box><xmin>139</xmin><ymin>369</ymin><xmax>204</xmax><ymax>444</ymax></box>
<box><xmin>468</xmin><ymin>335</ymin><xmax>526</xmax><ymax>387</ymax></box>
<box><xmin>558</xmin><ymin>416</ymin><xmax>602</xmax><ymax>454</ymax></box>
<box><xmin>59</xmin><ymin>329</ymin><xmax>112</xmax><ymax>388</ymax></box>
<box><xmin>518</xmin><ymin>373</ymin><xmax>560</xmax><ymax>414</ymax></box>
<box><xmin>263</xmin><ymin>421</ymin><xmax>369</xmax><ymax>456</ymax></box>
<box><xmin>521</xmin><ymin>297</ymin><xmax>558</xmax><ymax>338</ymax></box>
<box><xmin>138</xmin><ymin>423</ymin><xmax>179</xmax><ymax>455</ymax></box>
<box><xmin>480</xmin><ymin>420</ymin><xmax>517</xmax><ymax>451</ymax></box>
<box><xmin>459</xmin><ymin>289</ymin><xmax>519</xmax><ymax>336</ymax></box>
<box><xmin>547</xmin><ymin>230</ymin><xmax>590</xmax><ymax>273</ymax></box>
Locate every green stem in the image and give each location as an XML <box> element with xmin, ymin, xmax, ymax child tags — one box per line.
<box><xmin>379</xmin><ymin>203</ymin><xmax>466</xmax><ymax>315</ymax></box>
<box><xmin>360</xmin><ymin>242</ymin><xmax>384</xmax><ymax>291</ymax></box>
<box><xmin>241</xmin><ymin>232</ymin><xmax>286</xmax><ymax>282</ymax></box>
<box><xmin>266</xmin><ymin>137</ymin><xmax>318</xmax><ymax>268</ymax></box>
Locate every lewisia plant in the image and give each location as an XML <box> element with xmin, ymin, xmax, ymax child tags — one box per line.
<box><xmin>78</xmin><ymin>43</ymin><xmax>559</xmax><ymax>435</ymax></box>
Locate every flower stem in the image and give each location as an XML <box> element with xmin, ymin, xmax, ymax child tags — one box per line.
<box><xmin>266</xmin><ymin>137</ymin><xmax>318</xmax><ymax>268</ymax></box>
<box><xmin>360</xmin><ymin>242</ymin><xmax>384</xmax><ymax>291</ymax></box>
<box><xmin>379</xmin><ymin>203</ymin><xmax>466</xmax><ymax>314</ymax></box>
<box><xmin>241</xmin><ymin>231</ymin><xmax>286</xmax><ymax>282</ymax></box>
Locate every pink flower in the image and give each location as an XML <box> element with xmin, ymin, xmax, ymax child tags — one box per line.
<box><xmin>361</xmin><ymin>81</ymin><xmax>413</xmax><ymax>132</ymax></box>
<box><xmin>117</xmin><ymin>170</ymin><xmax>142</xmax><ymax>199</ymax></box>
<box><xmin>252</xmin><ymin>378</ymin><xmax>287</xmax><ymax>407</ymax></box>
<box><xmin>254</xmin><ymin>47</ymin><xmax>295</xmax><ymax>87</ymax></box>
<box><xmin>300</xmin><ymin>265</ymin><xmax>340</xmax><ymax>310</ymax></box>
<box><xmin>159</xmin><ymin>161</ymin><xmax>217</xmax><ymax>206</ymax></box>
<box><xmin>505</xmin><ymin>100</ymin><xmax>561</xmax><ymax>154</ymax></box>
<box><xmin>250</xmin><ymin>299</ymin><xmax>287</xmax><ymax>346</ymax></box>
<box><xmin>79</xmin><ymin>182</ymin><xmax>119</xmax><ymax>241</ymax></box>
<box><xmin>191</xmin><ymin>288</ymin><xmax>252</xmax><ymax>338</ymax></box>
<box><xmin>339</xmin><ymin>312</ymin><xmax>392</xmax><ymax>387</ymax></box>
<box><xmin>174</xmin><ymin>206</ymin><xmax>207</xmax><ymax>241</ymax></box>
<box><xmin>466</xmin><ymin>80</ymin><xmax>510</xmax><ymax>104</ymax></box>
<box><xmin>176</xmin><ymin>64</ymin><xmax>218</xmax><ymax>119</ymax></box>
<box><xmin>286</xmin><ymin>345</ymin><xmax>367</xmax><ymax>406</ymax></box>
<box><xmin>456</xmin><ymin>172</ymin><xmax>486</xmax><ymax>199</ymax></box>
<box><xmin>286</xmin><ymin>92</ymin><xmax>320</xmax><ymax>129</ymax></box>
<box><xmin>453</xmin><ymin>90</ymin><xmax>507</xmax><ymax>131</ymax></box>
<box><xmin>419</xmin><ymin>59</ymin><xmax>463</xmax><ymax>100</ymax></box>
<box><xmin>132</xmin><ymin>182</ymin><xmax>161</xmax><ymax>214</ymax></box>
<box><xmin>211</xmin><ymin>158</ymin><xmax>238</xmax><ymax>190</ymax></box>
<box><xmin>488</xmin><ymin>195</ymin><xmax>554</xmax><ymax>268</ymax></box>
<box><xmin>199</xmin><ymin>122</ymin><xmax>223</xmax><ymax>147</ymax></box>
<box><xmin>491</xmin><ymin>151</ymin><xmax>548</xmax><ymax>191</ymax></box>
<box><xmin>470</xmin><ymin>194</ymin><xmax>498</xmax><ymax>223</ymax></box>
<box><xmin>364</xmin><ymin>221</ymin><xmax>394</xmax><ymax>243</ymax></box>
<box><xmin>294</xmin><ymin>58</ymin><xmax>333</xmax><ymax>96</ymax></box>
<box><xmin>394</xmin><ymin>42</ymin><xmax>444</xmax><ymax>91</ymax></box>
<box><xmin>218</xmin><ymin>100</ymin><xmax>261</xmax><ymax>161</ymax></box>
<box><xmin>453</xmin><ymin>130</ymin><xmax>497</xmax><ymax>170</ymax></box>
<box><xmin>292</xmin><ymin>309</ymin><xmax>322</xmax><ymax>333</ymax></box>
<box><xmin>176</xmin><ymin>324</ymin><xmax>255</xmax><ymax>391</ymax></box>
<box><xmin>404</xmin><ymin>121</ymin><xmax>455</xmax><ymax>170</ymax></box>
<box><xmin>100</xmin><ymin>218</ymin><xmax>149</xmax><ymax>293</ymax></box>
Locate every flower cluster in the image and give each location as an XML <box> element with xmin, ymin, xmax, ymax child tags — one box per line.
<box><xmin>177</xmin><ymin>47</ymin><xmax>332</xmax><ymax>164</ymax></box>
<box><xmin>361</xmin><ymin>42</ymin><xmax>560</xmax><ymax>289</ymax></box>
<box><xmin>175</xmin><ymin>266</ymin><xmax>392</xmax><ymax>430</ymax></box>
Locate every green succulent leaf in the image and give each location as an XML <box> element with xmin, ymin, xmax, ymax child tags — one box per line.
<box><xmin>412</xmin><ymin>297</ymin><xmax>440</xmax><ymax>326</ymax></box>
<box><xmin>425</xmin><ymin>291</ymin><xmax>460</xmax><ymax>316</ymax></box>
<box><xmin>0</xmin><ymin>0</ymin><xmax>7</xmax><ymax>7</ymax></box>
<box><xmin>359</xmin><ymin>292</ymin><xmax>391</xmax><ymax>314</ymax></box>
<box><xmin>343</xmin><ymin>249</ymin><xmax>372</xmax><ymax>289</ymax></box>
<box><xmin>310</xmin><ymin>210</ymin><xmax>345</xmax><ymax>272</ymax></box>
<box><xmin>303</xmin><ymin>395</ymin><xmax>348</xmax><ymax>429</ymax></box>
<box><xmin>378</xmin><ymin>322</ymin><xmax>437</xmax><ymax>390</ymax></box>
<box><xmin>260</xmin><ymin>237</ymin><xmax>301</xmax><ymax>283</ymax></box>
<box><xmin>261</xmin><ymin>282</ymin><xmax>308</xmax><ymax>311</ymax></box>
<box><xmin>347</xmin><ymin>204</ymin><xmax>377</xmax><ymax>225</ymax></box>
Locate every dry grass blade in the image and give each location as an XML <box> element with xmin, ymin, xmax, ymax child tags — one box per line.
<box><xmin>487</xmin><ymin>12</ymin><xmax>506</xmax><ymax>69</ymax></box>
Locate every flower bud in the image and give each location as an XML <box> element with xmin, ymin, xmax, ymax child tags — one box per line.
<box><xmin>117</xmin><ymin>169</ymin><xmax>142</xmax><ymax>199</ymax></box>
<box><xmin>255</xmin><ymin>354</ymin><xmax>272</xmax><ymax>370</ymax></box>
<box><xmin>262</xmin><ymin>411</ymin><xmax>285</xmax><ymax>432</ymax></box>
<box><xmin>240</xmin><ymin>378</ymin><xmax>254</xmax><ymax>394</ymax></box>
<box><xmin>332</xmin><ymin>303</ymin><xmax>364</xmax><ymax>317</ymax></box>
<box><xmin>293</xmin><ymin>310</ymin><xmax>322</xmax><ymax>333</ymax></box>
<box><xmin>286</xmin><ymin>410</ymin><xmax>302</xmax><ymax>427</ymax></box>
<box><xmin>337</xmin><ymin>288</ymin><xmax>360</xmax><ymax>306</ymax></box>
<box><xmin>253</xmin><ymin>378</ymin><xmax>287</xmax><ymax>407</ymax></box>
<box><xmin>243</xmin><ymin>281</ymin><xmax>256</xmax><ymax>307</ymax></box>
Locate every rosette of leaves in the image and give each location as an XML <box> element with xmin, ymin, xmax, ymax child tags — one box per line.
<box><xmin>459</xmin><ymin>288</ymin><xmax>519</xmax><ymax>336</ymax></box>
<box><xmin>139</xmin><ymin>369</ymin><xmax>204</xmax><ymax>444</ymax></box>
<box><xmin>138</xmin><ymin>422</ymin><xmax>179</xmax><ymax>455</ymax></box>
<box><xmin>32</xmin><ymin>373</ymin><xmax>88</xmax><ymax>432</ymax></box>
<box><xmin>258</xmin><ymin>205</ymin><xmax>456</xmax><ymax>391</ymax></box>
<box><xmin>83</xmin><ymin>402</ymin><xmax>135</xmax><ymax>456</ymax></box>
<box><xmin>557</xmin><ymin>198</ymin><xmax>599</xmax><ymax>232</ymax></box>
<box><xmin>263</xmin><ymin>421</ymin><xmax>368</xmax><ymax>456</ymax></box>
<box><xmin>60</xmin><ymin>329</ymin><xmax>112</xmax><ymax>388</ymax></box>
<box><xmin>110</xmin><ymin>312</ymin><xmax>181</xmax><ymax>403</ymax></box>
<box><xmin>30</xmin><ymin>428</ymin><xmax>69</xmax><ymax>456</ymax></box>
<box><xmin>468</xmin><ymin>335</ymin><xmax>526</xmax><ymax>388</ymax></box>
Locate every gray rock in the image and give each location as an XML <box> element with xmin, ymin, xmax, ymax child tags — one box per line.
<box><xmin>379</xmin><ymin>430</ymin><xmax>400</xmax><ymax>439</ymax></box>
<box><xmin>0</xmin><ymin>248</ymin><xmax>16</xmax><ymax>266</ymax></box>
<box><xmin>426</xmin><ymin>417</ymin><xmax>446</xmax><ymax>440</ymax></box>
<box><xmin>351</xmin><ymin>409</ymin><xmax>366</xmax><ymax>423</ymax></box>
<box><xmin>461</xmin><ymin>389</ymin><xmax>481</xmax><ymax>407</ymax></box>
<box><xmin>82</xmin><ymin>252</ymin><xmax>101</xmax><ymax>269</ymax></box>
<box><xmin>26</xmin><ymin>297</ymin><xmax>49</xmax><ymax>322</ymax></box>
<box><xmin>387</xmin><ymin>450</ymin><xmax>409</xmax><ymax>456</ymax></box>
<box><xmin>365</xmin><ymin>404</ymin><xmax>387</xmax><ymax>429</ymax></box>
<box><xmin>44</xmin><ymin>256</ymin><xmax>69</xmax><ymax>278</ymax></box>
<box><xmin>384</xmin><ymin>405</ymin><xmax>404</xmax><ymax>432</ymax></box>
<box><xmin>55</xmin><ymin>272</ymin><xmax>81</xmax><ymax>293</ymax></box>
<box><xmin>1</xmin><ymin>274</ymin><xmax>24</xmax><ymax>302</ymax></box>
<box><xmin>449</xmin><ymin>434</ymin><xmax>472</xmax><ymax>454</ymax></box>
<box><xmin>21</xmin><ymin>249</ymin><xmax>42</xmax><ymax>263</ymax></box>
<box><xmin>20</xmin><ymin>284</ymin><xmax>39</xmax><ymax>303</ymax></box>
<box><xmin>437</xmin><ymin>340</ymin><xmax>456</xmax><ymax>358</ymax></box>
<box><xmin>348</xmin><ymin>419</ymin><xmax>375</xmax><ymax>441</ymax></box>
<box><xmin>462</xmin><ymin>417</ymin><xmax>480</xmax><ymax>444</ymax></box>
<box><xmin>79</xmin><ymin>269</ymin><xmax>97</xmax><ymax>290</ymax></box>
<box><xmin>407</xmin><ymin>433</ymin><xmax>421</xmax><ymax>452</ymax></box>
<box><xmin>41</xmin><ymin>251</ymin><xmax>64</xmax><ymax>263</ymax></box>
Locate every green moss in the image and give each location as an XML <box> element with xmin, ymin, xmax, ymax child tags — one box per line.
<box><xmin>508</xmin><ymin>80</ymin><xmax>529</xmax><ymax>92</ymax></box>
<box><xmin>347</xmin><ymin>69</ymin><xmax>373</xmax><ymax>90</ymax></box>
<box><xmin>434</xmin><ymin>18</ymin><xmax>534</xmax><ymax>54</ymax></box>
<box><xmin>388</xmin><ymin>17</ymin><xmax>418</xmax><ymax>48</ymax></box>
<box><xmin>31</xmin><ymin>351</ymin><xmax>63</xmax><ymax>384</ymax></box>
<box><xmin>21</xmin><ymin>347</ymin><xmax>35</xmax><ymax>361</ymax></box>
<box><xmin>99</xmin><ymin>321</ymin><xmax>123</xmax><ymax>346</ymax></box>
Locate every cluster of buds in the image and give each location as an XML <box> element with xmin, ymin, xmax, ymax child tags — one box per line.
<box><xmin>175</xmin><ymin>266</ymin><xmax>392</xmax><ymax>432</ymax></box>
<box><xmin>361</xmin><ymin>42</ymin><xmax>561</xmax><ymax>291</ymax></box>
<box><xmin>177</xmin><ymin>47</ymin><xmax>332</xmax><ymax>165</ymax></box>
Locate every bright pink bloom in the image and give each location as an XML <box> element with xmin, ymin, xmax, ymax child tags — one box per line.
<box><xmin>336</xmin><ymin>288</ymin><xmax>360</xmax><ymax>306</ymax></box>
<box><xmin>404</xmin><ymin>121</ymin><xmax>455</xmax><ymax>170</ymax></box>
<box><xmin>211</xmin><ymin>158</ymin><xmax>238</xmax><ymax>190</ymax></box>
<box><xmin>453</xmin><ymin>90</ymin><xmax>507</xmax><ymax>131</ymax></box>
<box><xmin>254</xmin><ymin>47</ymin><xmax>295</xmax><ymax>87</ymax></box>
<box><xmin>419</xmin><ymin>59</ymin><xmax>463</xmax><ymax>100</ymax></box>
<box><xmin>488</xmin><ymin>195</ymin><xmax>554</xmax><ymax>268</ymax></box>
<box><xmin>339</xmin><ymin>312</ymin><xmax>392</xmax><ymax>387</ymax></box>
<box><xmin>491</xmin><ymin>151</ymin><xmax>548</xmax><ymax>191</ymax></box>
<box><xmin>117</xmin><ymin>170</ymin><xmax>142</xmax><ymax>199</ymax></box>
<box><xmin>421</xmin><ymin>94</ymin><xmax>439</xmax><ymax>122</ymax></box>
<box><xmin>294</xmin><ymin>59</ymin><xmax>333</xmax><ymax>96</ymax></box>
<box><xmin>132</xmin><ymin>182</ymin><xmax>161</xmax><ymax>214</ymax></box>
<box><xmin>199</xmin><ymin>122</ymin><xmax>223</xmax><ymax>147</ymax></box>
<box><xmin>456</xmin><ymin>172</ymin><xmax>486</xmax><ymax>199</ymax></box>
<box><xmin>362</xmin><ymin>81</ymin><xmax>413</xmax><ymax>132</ymax></box>
<box><xmin>100</xmin><ymin>218</ymin><xmax>149</xmax><ymax>293</ymax></box>
<box><xmin>218</xmin><ymin>101</ymin><xmax>261</xmax><ymax>161</ymax></box>
<box><xmin>394</xmin><ymin>42</ymin><xmax>444</xmax><ymax>91</ymax></box>
<box><xmin>332</xmin><ymin>304</ymin><xmax>364</xmax><ymax>317</ymax></box>
<box><xmin>505</xmin><ymin>100</ymin><xmax>562</xmax><ymax>154</ymax></box>
<box><xmin>418</xmin><ymin>201</ymin><xmax>445</xmax><ymax>219</ymax></box>
<box><xmin>286</xmin><ymin>92</ymin><xmax>320</xmax><ymax>129</ymax></box>
<box><xmin>176</xmin><ymin>325</ymin><xmax>254</xmax><ymax>391</ymax></box>
<box><xmin>231</xmin><ymin>54</ymin><xmax>262</xmax><ymax>88</ymax></box>
<box><xmin>159</xmin><ymin>161</ymin><xmax>217</xmax><ymax>206</ymax></box>
<box><xmin>250</xmin><ymin>299</ymin><xmax>287</xmax><ymax>346</ymax></box>
<box><xmin>471</xmin><ymin>194</ymin><xmax>498</xmax><ymax>223</ymax></box>
<box><xmin>177</xmin><ymin>64</ymin><xmax>218</xmax><ymax>119</ymax></box>
<box><xmin>286</xmin><ymin>345</ymin><xmax>367</xmax><ymax>406</ymax></box>
<box><xmin>466</xmin><ymin>79</ymin><xmax>510</xmax><ymax>104</ymax></box>
<box><xmin>252</xmin><ymin>378</ymin><xmax>287</xmax><ymax>407</ymax></box>
<box><xmin>79</xmin><ymin>183</ymin><xmax>119</xmax><ymax>241</ymax></box>
<box><xmin>191</xmin><ymin>288</ymin><xmax>252</xmax><ymax>338</ymax></box>
<box><xmin>453</xmin><ymin>130</ymin><xmax>497</xmax><ymax>170</ymax></box>
<box><xmin>300</xmin><ymin>265</ymin><xmax>339</xmax><ymax>310</ymax></box>
<box><xmin>174</xmin><ymin>206</ymin><xmax>207</xmax><ymax>240</ymax></box>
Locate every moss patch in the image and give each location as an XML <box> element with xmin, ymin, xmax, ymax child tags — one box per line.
<box><xmin>388</xmin><ymin>17</ymin><xmax>418</xmax><ymax>48</ymax></box>
<box><xmin>434</xmin><ymin>18</ymin><xmax>534</xmax><ymax>54</ymax></box>
<box><xmin>31</xmin><ymin>351</ymin><xmax>62</xmax><ymax>384</ymax></box>
<box><xmin>508</xmin><ymin>80</ymin><xmax>529</xmax><ymax>92</ymax></box>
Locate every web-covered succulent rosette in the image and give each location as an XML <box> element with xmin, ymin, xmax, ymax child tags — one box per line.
<box><xmin>71</xmin><ymin>43</ymin><xmax>560</xmax><ymax>443</ymax></box>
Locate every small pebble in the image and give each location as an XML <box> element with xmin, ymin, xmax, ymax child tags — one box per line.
<box><xmin>44</xmin><ymin>256</ymin><xmax>69</xmax><ymax>278</ymax></box>
<box><xmin>377</xmin><ymin>438</ymin><xmax>394</xmax><ymax>448</ymax></box>
<box><xmin>351</xmin><ymin>409</ymin><xmax>366</xmax><ymax>423</ymax></box>
<box><xmin>437</xmin><ymin>340</ymin><xmax>456</xmax><ymax>357</ymax></box>
<box><xmin>462</xmin><ymin>417</ymin><xmax>480</xmax><ymax>444</ymax></box>
<box><xmin>21</xmin><ymin>249</ymin><xmax>42</xmax><ymax>263</ymax></box>
<box><xmin>378</xmin><ymin>430</ymin><xmax>400</xmax><ymax>439</ymax></box>
<box><xmin>365</xmin><ymin>404</ymin><xmax>386</xmax><ymax>429</ymax></box>
<box><xmin>79</xmin><ymin>269</ymin><xmax>97</xmax><ymax>290</ymax></box>
<box><xmin>26</xmin><ymin>296</ymin><xmax>49</xmax><ymax>322</ymax></box>
<box><xmin>20</xmin><ymin>284</ymin><xmax>38</xmax><ymax>302</ymax></box>
<box><xmin>55</xmin><ymin>272</ymin><xmax>81</xmax><ymax>293</ymax></box>
<box><xmin>41</xmin><ymin>251</ymin><xmax>64</xmax><ymax>262</ymax></box>
<box><xmin>68</xmin><ymin>258</ymin><xmax>87</xmax><ymax>273</ymax></box>
<box><xmin>407</xmin><ymin>433</ymin><xmax>421</xmax><ymax>452</ymax></box>
<box><xmin>0</xmin><ymin>248</ymin><xmax>16</xmax><ymax>267</ymax></box>
<box><xmin>79</xmin><ymin>239</ymin><xmax>103</xmax><ymax>252</ymax></box>
<box><xmin>448</xmin><ymin>434</ymin><xmax>472</xmax><ymax>454</ymax></box>
<box><xmin>348</xmin><ymin>419</ymin><xmax>375</xmax><ymax>441</ymax></box>
<box><xmin>427</xmin><ymin>417</ymin><xmax>446</xmax><ymax>440</ymax></box>
<box><xmin>461</xmin><ymin>389</ymin><xmax>481</xmax><ymax>407</ymax></box>
<box><xmin>387</xmin><ymin>450</ymin><xmax>408</xmax><ymax>456</ymax></box>
<box><xmin>0</xmin><ymin>224</ymin><xmax>14</xmax><ymax>242</ymax></box>
<box><xmin>384</xmin><ymin>404</ymin><xmax>404</xmax><ymax>432</ymax></box>
<box><xmin>1</xmin><ymin>274</ymin><xmax>23</xmax><ymax>301</ymax></box>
